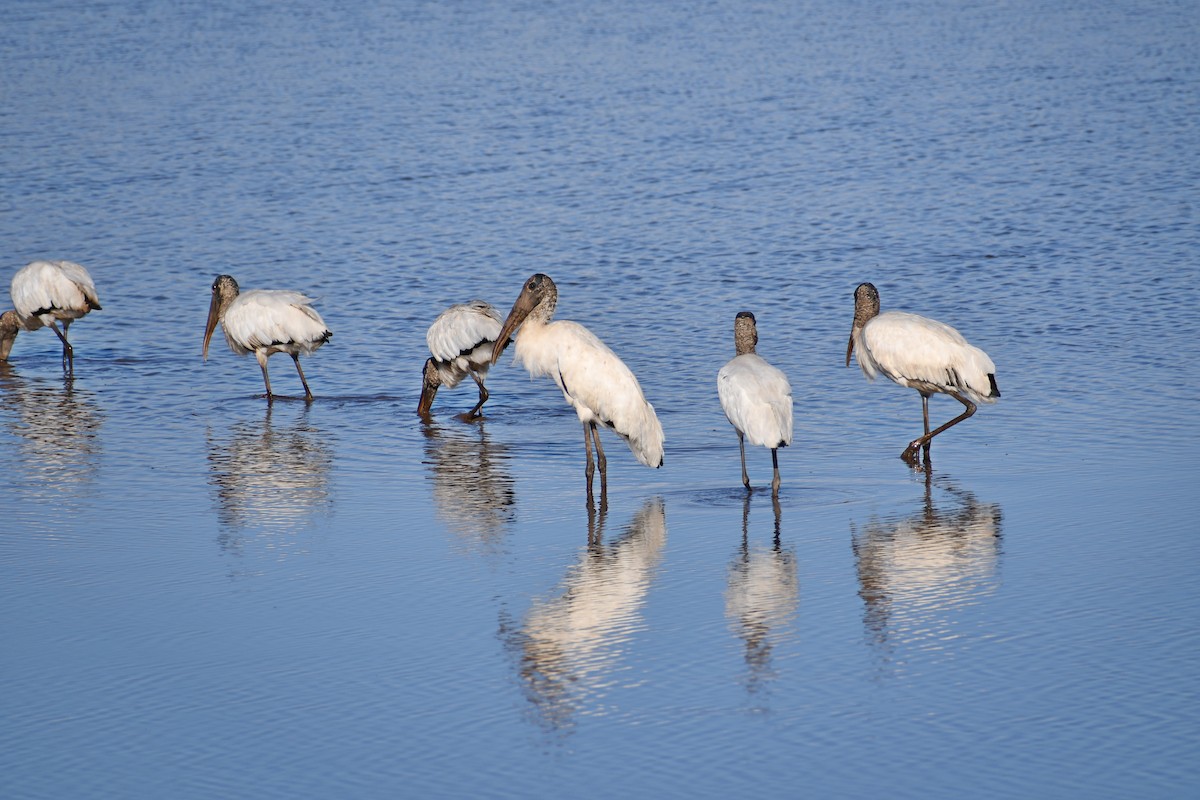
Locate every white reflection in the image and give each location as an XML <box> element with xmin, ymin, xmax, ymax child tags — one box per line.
<box><xmin>206</xmin><ymin>404</ymin><xmax>333</xmax><ymax>536</ymax></box>
<box><xmin>499</xmin><ymin>497</ymin><xmax>667</xmax><ymax>735</ymax></box>
<box><xmin>421</xmin><ymin>418</ymin><xmax>515</xmax><ymax>556</ymax></box>
<box><xmin>852</xmin><ymin>471</ymin><xmax>1003</xmax><ymax>664</ymax></box>
<box><xmin>725</xmin><ymin>493</ymin><xmax>799</xmax><ymax>696</ymax></box>
<box><xmin>0</xmin><ymin>367</ymin><xmax>102</xmax><ymax>502</ymax></box>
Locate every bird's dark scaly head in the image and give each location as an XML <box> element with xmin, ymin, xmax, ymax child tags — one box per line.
<box><xmin>417</xmin><ymin>357</ymin><xmax>441</xmax><ymax>417</ymax></box>
<box><xmin>203</xmin><ymin>274</ymin><xmax>240</xmax><ymax>361</ymax></box>
<box><xmin>847</xmin><ymin>282</ymin><xmax>881</xmax><ymax>366</ymax></box>
<box><xmin>0</xmin><ymin>310</ymin><xmax>20</xmax><ymax>361</ymax></box>
<box><xmin>492</xmin><ymin>273</ymin><xmax>558</xmax><ymax>364</ymax></box>
<box><xmin>734</xmin><ymin>311</ymin><xmax>758</xmax><ymax>356</ymax></box>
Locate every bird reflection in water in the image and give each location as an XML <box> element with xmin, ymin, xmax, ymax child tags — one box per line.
<box><xmin>852</xmin><ymin>471</ymin><xmax>1003</xmax><ymax>665</ymax></box>
<box><xmin>0</xmin><ymin>366</ymin><xmax>102</xmax><ymax>501</ymax></box>
<box><xmin>498</xmin><ymin>497</ymin><xmax>667</xmax><ymax>736</ymax></box>
<box><xmin>206</xmin><ymin>404</ymin><xmax>333</xmax><ymax>544</ymax></box>
<box><xmin>420</xmin><ymin>418</ymin><xmax>515</xmax><ymax>556</ymax></box>
<box><xmin>725</xmin><ymin>493</ymin><xmax>799</xmax><ymax>698</ymax></box>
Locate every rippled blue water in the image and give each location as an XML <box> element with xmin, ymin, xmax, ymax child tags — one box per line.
<box><xmin>2</xmin><ymin>1</ymin><xmax>1198</xmax><ymax>798</ymax></box>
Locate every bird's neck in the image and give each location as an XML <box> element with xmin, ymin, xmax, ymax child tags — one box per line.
<box><xmin>512</xmin><ymin>314</ymin><xmax>557</xmax><ymax>377</ymax></box>
<box><xmin>853</xmin><ymin>302</ymin><xmax>879</xmax><ymax>330</ymax></box>
<box><xmin>734</xmin><ymin>319</ymin><xmax>757</xmax><ymax>356</ymax></box>
<box><xmin>531</xmin><ymin>291</ymin><xmax>557</xmax><ymax>324</ymax></box>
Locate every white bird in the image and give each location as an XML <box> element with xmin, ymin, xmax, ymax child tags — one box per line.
<box><xmin>846</xmin><ymin>282</ymin><xmax>1000</xmax><ymax>464</ymax></box>
<box><xmin>490</xmin><ymin>273</ymin><xmax>665</xmax><ymax>499</ymax></box>
<box><xmin>418</xmin><ymin>299</ymin><xmax>505</xmax><ymax>419</ymax></box>
<box><xmin>1</xmin><ymin>259</ymin><xmax>102</xmax><ymax>372</ymax></box>
<box><xmin>717</xmin><ymin>311</ymin><xmax>794</xmax><ymax>494</ymax></box>
<box><xmin>202</xmin><ymin>274</ymin><xmax>332</xmax><ymax>402</ymax></box>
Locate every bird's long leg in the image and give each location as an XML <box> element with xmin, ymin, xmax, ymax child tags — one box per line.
<box><xmin>582</xmin><ymin>421</ymin><xmax>596</xmax><ymax>500</ymax></box>
<box><xmin>590</xmin><ymin>421</ymin><xmax>607</xmax><ymax>496</ymax></box>
<box><xmin>291</xmin><ymin>353</ymin><xmax>314</xmax><ymax>402</ymax></box>
<box><xmin>921</xmin><ymin>393</ymin><xmax>932</xmax><ymax>461</ymax></box>
<box><xmin>902</xmin><ymin>390</ymin><xmax>977</xmax><ymax>463</ymax></box>
<box><xmin>770</xmin><ymin>447</ymin><xmax>781</xmax><ymax>496</ymax></box>
<box><xmin>466</xmin><ymin>372</ymin><xmax>488</xmax><ymax>418</ymax></box>
<box><xmin>736</xmin><ymin>431</ymin><xmax>749</xmax><ymax>489</ymax></box>
<box><xmin>49</xmin><ymin>321</ymin><xmax>73</xmax><ymax>374</ymax></box>
<box><xmin>256</xmin><ymin>351</ymin><xmax>274</xmax><ymax>401</ymax></box>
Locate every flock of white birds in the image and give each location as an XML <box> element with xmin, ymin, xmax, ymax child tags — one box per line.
<box><xmin>2</xmin><ymin>261</ymin><xmax>1000</xmax><ymax>495</ymax></box>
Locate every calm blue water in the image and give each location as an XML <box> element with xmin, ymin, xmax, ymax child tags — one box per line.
<box><xmin>2</xmin><ymin>1</ymin><xmax>1198</xmax><ymax>797</ymax></box>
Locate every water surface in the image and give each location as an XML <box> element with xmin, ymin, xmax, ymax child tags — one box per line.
<box><xmin>2</xmin><ymin>1</ymin><xmax>1197</xmax><ymax>798</ymax></box>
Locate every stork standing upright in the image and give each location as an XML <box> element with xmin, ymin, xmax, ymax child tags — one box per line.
<box><xmin>717</xmin><ymin>311</ymin><xmax>793</xmax><ymax>495</ymax></box>
<box><xmin>490</xmin><ymin>273</ymin><xmax>664</xmax><ymax>500</ymax></box>
<box><xmin>418</xmin><ymin>299</ymin><xmax>504</xmax><ymax>419</ymax></box>
<box><xmin>846</xmin><ymin>282</ymin><xmax>1000</xmax><ymax>464</ymax></box>
<box><xmin>202</xmin><ymin>274</ymin><xmax>332</xmax><ymax>402</ymax></box>
<box><xmin>1</xmin><ymin>260</ymin><xmax>102</xmax><ymax>372</ymax></box>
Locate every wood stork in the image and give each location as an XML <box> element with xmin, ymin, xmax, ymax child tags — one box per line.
<box><xmin>717</xmin><ymin>312</ymin><xmax>794</xmax><ymax>495</ymax></box>
<box><xmin>846</xmin><ymin>282</ymin><xmax>1000</xmax><ymax>464</ymax></box>
<box><xmin>418</xmin><ymin>299</ymin><xmax>505</xmax><ymax>419</ymax></box>
<box><xmin>490</xmin><ymin>273</ymin><xmax>665</xmax><ymax>499</ymax></box>
<box><xmin>202</xmin><ymin>274</ymin><xmax>332</xmax><ymax>402</ymax></box>
<box><xmin>1</xmin><ymin>260</ymin><xmax>102</xmax><ymax>372</ymax></box>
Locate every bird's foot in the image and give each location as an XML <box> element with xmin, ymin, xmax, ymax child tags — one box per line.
<box><xmin>900</xmin><ymin>447</ymin><xmax>931</xmax><ymax>472</ymax></box>
<box><xmin>455</xmin><ymin>410</ymin><xmax>483</xmax><ymax>423</ymax></box>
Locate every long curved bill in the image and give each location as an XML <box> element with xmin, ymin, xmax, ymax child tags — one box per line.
<box><xmin>845</xmin><ymin>326</ymin><xmax>859</xmax><ymax>367</ymax></box>
<box><xmin>417</xmin><ymin>360</ymin><xmax>438</xmax><ymax>417</ymax></box>
<box><xmin>202</xmin><ymin>292</ymin><xmax>222</xmax><ymax>361</ymax></box>
<box><xmin>490</xmin><ymin>289</ymin><xmax>535</xmax><ymax>365</ymax></box>
<box><xmin>417</xmin><ymin>385</ymin><xmax>435</xmax><ymax>417</ymax></box>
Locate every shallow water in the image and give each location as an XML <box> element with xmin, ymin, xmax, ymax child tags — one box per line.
<box><xmin>2</xmin><ymin>1</ymin><xmax>1198</xmax><ymax>797</ymax></box>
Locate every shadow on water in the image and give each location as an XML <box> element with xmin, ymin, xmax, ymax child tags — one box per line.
<box><xmin>0</xmin><ymin>365</ymin><xmax>103</xmax><ymax>505</ymax></box>
<box><xmin>498</xmin><ymin>497</ymin><xmax>667</xmax><ymax>738</ymax></box>
<box><xmin>420</xmin><ymin>417</ymin><xmax>516</xmax><ymax>557</ymax></box>
<box><xmin>206</xmin><ymin>403</ymin><xmax>334</xmax><ymax>546</ymax></box>
<box><xmin>851</xmin><ymin>470</ymin><xmax>1003</xmax><ymax>672</ymax></box>
<box><xmin>725</xmin><ymin>492</ymin><xmax>799</xmax><ymax>701</ymax></box>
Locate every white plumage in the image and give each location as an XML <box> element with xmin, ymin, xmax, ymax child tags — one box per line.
<box><xmin>1</xmin><ymin>259</ymin><xmax>102</xmax><ymax>371</ymax></box>
<box><xmin>221</xmin><ymin>290</ymin><xmax>329</xmax><ymax>355</ymax></box>
<box><xmin>203</xmin><ymin>274</ymin><xmax>332</xmax><ymax>401</ymax></box>
<box><xmin>847</xmin><ymin>282</ymin><xmax>999</xmax><ymax>463</ymax></box>
<box><xmin>717</xmin><ymin>312</ymin><xmax>793</xmax><ymax>494</ymax></box>
<box><xmin>418</xmin><ymin>300</ymin><xmax>504</xmax><ymax>418</ymax></box>
<box><xmin>515</xmin><ymin>320</ymin><xmax>665</xmax><ymax>467</ymax></box>
<box><xmin>719</xmin><ymin>356</ymin><xmax>794</xmax><ymax>446</ymax></box>
<box><xmin>491</xmin><ymin>273</ymin><xmax>664</xmax><ymax>498</ymax></box>
<box><xmin>853</xmin><ymin>312</ymin><xmax>997</xmax><ymax>402</ymax></box>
